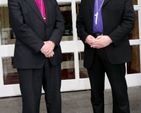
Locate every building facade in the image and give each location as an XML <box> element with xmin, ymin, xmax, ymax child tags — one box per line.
<box><xmin>0</xmin><ymin>0</ymin><xmax>141</xmax><ymax>97</ymax></box>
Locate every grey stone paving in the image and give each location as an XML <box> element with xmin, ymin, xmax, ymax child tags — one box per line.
<box><xmin>0</xmin><ymin>86</ymin><xmax>141</xmax><ymax>113</ymax></box>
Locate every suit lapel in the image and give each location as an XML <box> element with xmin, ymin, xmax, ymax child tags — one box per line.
<box><xmin>89</xmin><ymin>0</ymin><xmax>95</xmax><ymax>15</ymax></box>
<box><xmin>25</xmin><ymin>0</ymin><xmax>45</xmax><ymax>23</ymax></box>
<box><xmin>103</xmin><ymin>0</ymin><xmax>110</xmax><ymax>6</ymax></box>
<box><xmin>43</xmin><ymin>0</ymin><xmax>49</xmax><ymax>25</ymax></box>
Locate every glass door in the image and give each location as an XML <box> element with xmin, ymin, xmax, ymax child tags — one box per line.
<box><xmin>0</xmin><ymin>0</ymin><xmax>141</xmax><ymax>97</ymax></box>
<box><xmin>0</xmin><ymin>5</ymin><xmax>20</xmax><ymax>97</ymax></box>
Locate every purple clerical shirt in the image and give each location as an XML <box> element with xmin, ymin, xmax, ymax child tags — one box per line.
<box><xmin>93</xmin><ymin>0</ymin><xmax>104</xmax><ymax>33</ymax></box>
<box><xmin>35</xmin><ymin>0</ymin><xmax>46</xmax><ymax>22</ymax></box>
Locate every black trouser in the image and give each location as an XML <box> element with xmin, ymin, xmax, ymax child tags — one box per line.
<box><xmin>87</xmin><ymin>48</ymin><xmax>130</xmax><ymax>113</ymax></box>
<box><xmin>18</xmin><ymin>59</ymin><xmax>61</xmax><ymax>113</ymax></box>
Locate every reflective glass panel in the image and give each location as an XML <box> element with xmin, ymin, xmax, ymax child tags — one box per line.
<box><xmin>78</xmin><ymin>52</ymin><xmax>88</xmax><ymax>78</ymax></box>
<box><xmin>132</xmin><ymin>0</ymin><xmax>137</xmax><ymax>5</ymax></box>
<box><xmin>127</xmin><ymin>45</ymin><xmax>140</xmax><ymax>74</ymax></box>
<box><xmin>3</xmin><ymin>53</ymin><xmax>75</xmax><ymax>85</ymax></box>
<box><xmin>2</xmin><ymin>57</ymin><xmax>19</xmax><ymax>85</ymax></box>
<box><xmin>61</xmin><ymin>53</ymin><xmax>75</xmax><ymax>79</ymax></box>
<box><xmin>0</xmin><ymin>7</ymin><xmax>16</xmax><ymax>45</ymax></box>
<box><xmin>76</xmin><ymin>2</ymin><xmax>81</xmax><ymax>15</ymax></box>
<box><xmin>0</xmin><ymin>4</ymin><xmax>74</xmax><ymax>44</ymax></box>
<box><xmin>76</xmin><ymin>2</ymin><xmax>81</xmax><ymax>40</ymax></box>
<box><xmin>59</xmin><ymin>3</ymin><xmax>73</xmax><ymax>41</ymax></box>
<box><xmin>129</xmin><ymin>11</ymin><xmax>139</xmax><ymax>39</ymax></box>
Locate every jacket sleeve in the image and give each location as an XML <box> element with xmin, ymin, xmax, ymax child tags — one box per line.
<box><xmin>108</xmin><ymin>0</ymin><xmax>135</xmax><ymax>47</ymax></box>
<box><xmin>8</xmin><ymin>0</ymin><xmax>44</xmax><ymax>54</ymax></box>
<box><xmin>76</xmin><ymin>0</ymin><xmax>89</xmax><ymax>43</ymax></box>
<box><xmin>49</xmin><ymin>0</ymin><xmax>65</xmax><ymax>47</ymax></box>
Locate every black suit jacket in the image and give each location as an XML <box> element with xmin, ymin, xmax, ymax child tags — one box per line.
<box><xmin>8</xmin><ymin>0</ymin><xmax>64</xmax><ymax>69</ymax></box>
<box><xmin>77</xmin><ymin>0</ymin><xmax>135</xmax><ymax>68</ymax></box>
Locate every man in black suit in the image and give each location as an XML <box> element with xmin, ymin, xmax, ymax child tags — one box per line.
<box><xmin>77</xmin><ymin>0</ymin><xmax>135</xmax><ymax>112</ymax></box>
<box><xmin>8</xmin><ymin>0</ymin><xmax>64</xmax><ymax>112</ymax></box>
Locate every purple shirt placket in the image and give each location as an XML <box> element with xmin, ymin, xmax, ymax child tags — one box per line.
<box><xmin>93</xmin><ymin>0</ymin><xmax>104</xmax><ymax>34</ymax></box>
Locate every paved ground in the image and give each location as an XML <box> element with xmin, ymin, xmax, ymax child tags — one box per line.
<box><xmin>0</xmin><ymin>86</ymin><xmax>141</xmax><ymax>113</ymax></box>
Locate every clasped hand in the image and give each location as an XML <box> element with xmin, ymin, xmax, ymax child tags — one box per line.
<box><xmin>85</xmin><ymin>35</ymin><xmax>113</xmax><ymax>49</ymax></box>
<box><xmin>40</xmin><ymin>41</ymin><xmax>55</xmax><ymax>58</ymax></box>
